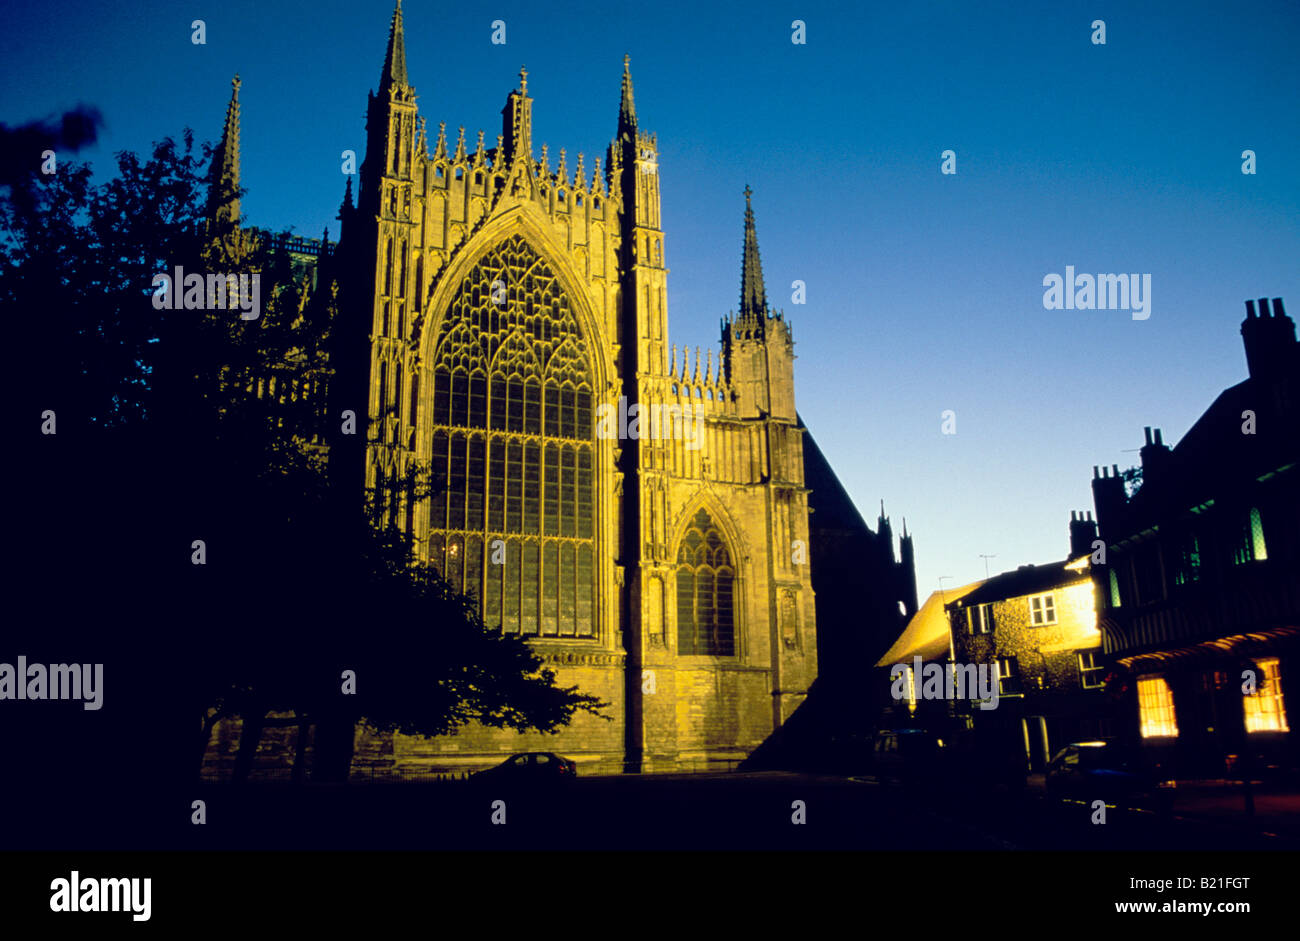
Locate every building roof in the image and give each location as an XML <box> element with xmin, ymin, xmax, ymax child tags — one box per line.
<box><xmin>951</xmin><ymin>559</ymin><xmax>1087</xmax><ymax>608</ymax></box>
<box><xmin>875</xmin><ymin>580</ymin><xmax>982</xmax><ymax>667</ymax></box>
<box><xmin>798</xmin><ymin>421</ymin><xmax>872</xmax><ymax>537</ymax></box>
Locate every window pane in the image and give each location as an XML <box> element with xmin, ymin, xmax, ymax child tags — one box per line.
<box><xmin>448</xmin><ymin>434</ymin><xmax>466</xmax><ymax>530</ymax></box>
<box><xmin>490</xmin><ymin>376</ymin><xmax>507</xmax><ymax>430</ymax></box>
<box><xmin>541</xmin><ymin>541</ymin><xmax>558</xmax><ymax>636</ymax></box>
<box><xmin>506</xmin><ymin>440</ymin><xmax>522</xmax><ymax>532</ymax></box>
<box><xmin>561</xmin><ymin>386</ymin><xmax>576</xmax><ymax>438</ymax></box>
<box><xmin>451</xmin><ymin>371</ymin><xmax>468</xmax><ymax>427</ymax></box>
<box><xmin>430</xmin><ymin>432</ymin><xmax>449</xmax><ymax>529</ymax></box>
<box><xmin>561</xmin><ymin>446</ymin><xmax>576</xmax><ymax>538</ymax></box>
<box><xmin>507</xmin><ymin>378</ymin><xmax>524</xmax><ymax>433</ymax></box>
<box><xmin>468</xmin><ymin>372</ymin><xmax>487</xmax><ymax>428</ymax></box>
<box><xmin>560</xmin><ymin>543</ymin><xmax>576</xmax><ymax>636</ymax></box>
<box><xmin>483</xmin><ymin>537</ymin><xmax>502</xmax><ymax>628</ymax></box>
<box><xmin>697</xmin><ymin>570</ymin><xmax>716</xmax><ymax>653</ymax></box>
<box><xmin>677</xmin><ymin>569</ymin><xmax>696</xmax><ymax>655</ymax></box>
<box><xmin>545</xmin><ymin>386</ymin><xmax>561</xmax><ymax>437</ymax></box>
<box><xmin>716</xmin><ymin>571</ymin><xmax>734</xmax><ymax>656</ymax></box>
<box><xmin>1138</xmin><ymin>676</ymin><xmax>1179</xmax><ymax>738</ymax></box>
<box><xmin>503</xmin><ymin>539</ymin><xmax>520</xmax><ymax>633</ymax></box>
<box><xmin>487</xmin><ymin>438</ymin><xmax>504</xmax><ymax>532</ymax></box>
<box><xmin>466</xmin><ymin>436</ymin><xmax>485</xmax><ymax>530</ymax></box>
<box><xmin>577</xmin><ymin>546</ymin><xmax>594</xmax><ymax>636</ymax></box>
<box><xmin>521</xmin><ymin>542</ymin><xmax>539</xmax><ymax>635</ymax></box>
<box><xmin>524</xmin><ymin>381</ymin><xmax>541</xmax><ymax>435</ymax></box>
<box><xmin>577</xmin><ymin>448</ymin><xmax>593</xmax><ymax>538</ymax></box>
<box><xmin>523</xmin><ymin>442</ymin><xmax>540</xmax><ymax>535</ymax></box>
<box><xmin>543</xmin><ymin>444</ymin><xmax>559</xmax><ymax>536</ymax></box>
<box><xmin>576</xmin><ymin>388</ymin><xmax>592</xmax><ymax>440</ymax></box>
<box><xmin>434</xmin><ymin>369</ymin><xmax>450</xmax><ymax>425</ymax></box>
<box><xmin>446</xmin><ymin>536</ymin><xmax>463</xmax><ymax>594</ymax></box>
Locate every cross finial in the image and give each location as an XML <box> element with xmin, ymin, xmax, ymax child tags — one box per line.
<box><xmin>744</xmin><ymin>183</ymin><xmax>752</xmax><ymax>203</ymax></box>
<box><xmin>520</xmin><ymin>65</ymin><xmax>528</xmax><ymax>94</ymax></box>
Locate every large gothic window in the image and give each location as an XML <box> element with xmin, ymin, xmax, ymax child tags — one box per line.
<box><xmin>675</xmin><ymin>509</ymin><xmax>735</xmax><ymax>656</ymax></box>
<box><xmin>425</xmin><ymin>236</ymin><xmax>596</xmax><ymax>638</ymax></box>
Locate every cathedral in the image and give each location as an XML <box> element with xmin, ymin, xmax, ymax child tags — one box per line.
<box><xmin>203</xmin><ymin>2</ymin><xmax>917</xmax><ymax>777</ymax></box>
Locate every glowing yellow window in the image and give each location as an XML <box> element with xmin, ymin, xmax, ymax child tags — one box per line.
<box><xmin>1138</xmin><ymin>676</ymin><xmax>1179</xmax><ymax>738</ymax></box>
<box><xmin>1245</xmin><ymin>657</ymin><xmax>1289</xmax><ymax>733</ymax></box>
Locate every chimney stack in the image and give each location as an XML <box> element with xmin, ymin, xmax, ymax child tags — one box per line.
<box><xmin>1139</xmin><ymin>425</ymin><xmax>1172</xmax><ymax>486</ymax></box>
<box><xmin>1091</xmin><ymin>464</ymin><xmax>1127</xmax><ymax>537</ymax></box>
<box><xmin>1241</xmin><ymin>295</ymin><xmax>1296</xmax><ymax>380</ymax></box>
<box><xmin>1069</xmin><ymin>510</ymin><xmax>1098</xmax><ymax>560</ymax></box>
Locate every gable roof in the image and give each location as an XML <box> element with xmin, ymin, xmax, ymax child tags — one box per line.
<box><xmin>953</xmin><ymin>560</ymin><xmax>1087</xmax><ymax>608</ymax></box>
<box><xmin>875</xmin><ymin>580</ymin><xmax>982</xmax><ymax>666</ymax></box>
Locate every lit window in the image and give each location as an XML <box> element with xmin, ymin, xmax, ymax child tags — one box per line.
<box><xmin>1233</xmin><ymin>507</ymin><xmax>1268</xmax><ymax>564</ymax></box>
<box><xmin>1138</xmin><ymin>676</ymin><xmax>1179</xmax><ymax>738</ymax></box>
<box><xmin>1245</xmin><ymin>657</ymin><xmax>1289</xmax><ymax>733</ymax></box>
<box><xmin>1108</xmin><ymin>568</ymin><xmax>1122</xmax><ymax>608</ymax></box>
<box><xmin>1029</xmin><ymin>593</ymin><xmax>1057</xmax><ymax>626</ymax></box>
<box><xmin>1078</xmin><ymin>651</ymin><xmax>1105</xmax><ymax>689</ymax></box>
<box><xmin>1173</xmin><ymin>533</ymin><xmax>1201</xmax><ymax>585</ymax></box>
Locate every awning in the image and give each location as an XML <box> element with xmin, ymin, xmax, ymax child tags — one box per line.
<box><xmin>1116</xmin><ymin>625</ymin><xmax>1300</xmax><ymax>672</ymax></box>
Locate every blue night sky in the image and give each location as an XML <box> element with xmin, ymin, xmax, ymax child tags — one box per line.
<box><xmin>3</xmin><ymin>0</ymin><xmax>1298</xmax><ymax>600</ymax></box>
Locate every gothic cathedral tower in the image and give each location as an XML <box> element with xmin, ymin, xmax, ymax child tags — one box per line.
<box><xmin>333</xmin><ymin>2</ymin><xmax>817</xmax><ymax>774</ymax></box>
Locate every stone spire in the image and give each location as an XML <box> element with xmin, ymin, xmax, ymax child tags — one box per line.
<box><xmin>739</xmin><ymin>185</ymin><xmax>768</xmax><ymax>322</ymax></box>
<box><xmin>617</xmin><ymin>54</ymin><xmax>636</xmax><ymax>141</ymax></box>
<box><xmin>207</xmin><ymin>74</ymin><xmax>242</xmax><ymax>230</ymax></box>
<box><xmin>379</xmin><ymin>0</ymin><xmax>408</xmax><ymax>92</ymax></box>
<box><xmin>502</xmin><ymin>65</ymin><xmax>533</xmax><ymax>167</ymax></box>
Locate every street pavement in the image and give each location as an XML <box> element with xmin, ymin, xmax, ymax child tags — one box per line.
<box><xmin>176</xmin><ymin>770</ymin><xmax>1299</xmax><ymax>852</ymax></box>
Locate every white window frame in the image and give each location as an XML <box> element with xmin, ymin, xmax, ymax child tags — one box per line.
<box><xmin>997</xmin><ymin>657</ymin><xmax>1020</xmax><ymax>696</ymax></box>
<box><xmin>1077</xmin><ymin>650</ymin><xmax>1104</xmax><ymax>689</ymax></box>
<box><xmin>1029</xmin><ymin>593</ymin><xmax>1057</xmax><ymax>626</ymax></box>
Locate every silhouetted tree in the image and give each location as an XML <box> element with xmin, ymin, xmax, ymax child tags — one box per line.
<box><xmin>3</xmin><ymin>128</ymin><xmax>608</xmax><ymax>793</ymax></box>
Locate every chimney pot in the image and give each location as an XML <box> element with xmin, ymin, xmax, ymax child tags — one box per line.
<box><xmin>1260</xmin><ymin>297</ymin><xmax>1271</xmax><ymax>319</ymax></box>
<box><xmin>1144</xmin><ymin>426</ymin><xmax>1152</xmax><ymax>445</ymax></box>
<box><xmin>1113</xmin><ymin>464</ymin><xmax>1120</xmax><ymax>476</ymax></box>
<box><xmin>1274</xmin><ymin>297</ymin><xmax>1287</xmax><ymax>318</ymax></box>
<box><xmin>1246</xmin><ymin>299</ymin><xmax>1257</xmax><ymax>318</ymax></box>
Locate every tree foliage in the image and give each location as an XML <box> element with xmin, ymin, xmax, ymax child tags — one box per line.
<box><xmin>3</xmin><ymin>124</ymin><xmax>608</xmax><ymax>788</ymax></box>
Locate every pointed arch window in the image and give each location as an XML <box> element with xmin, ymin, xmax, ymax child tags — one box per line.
<box><xmin>676</xmin><ymin>509</ymin><xmax>736</xmax><ymax>656</ymax></box>
<box><xmin>425</xmin><ymin>235</ymin><xmax>597</xmax><ymax>638</ymax></box>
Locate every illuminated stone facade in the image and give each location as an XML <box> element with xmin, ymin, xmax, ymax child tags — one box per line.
<box><xmin>327</xmin><ymin>3</ymin><xmax>818</xmax><ymax>774</ymax></box>
<box><xmin>943</xmin><ymin>543</ymin><xmax>1108</xmax><ymax>771</ymax></box>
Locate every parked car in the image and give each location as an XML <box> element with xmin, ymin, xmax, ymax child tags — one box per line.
<box><xmin>471</xmin><ymin>752</ymin><xmax>578</xmax><ymax>786</ymax></box>
<box><xmin>1046</xmin><ymin>740</ymin><xmax>1172</xmax><ymax>813</ymax></box>
<box><xmin>871</xmin><ymin>728</ymin><xmax>944</xmax><ymax>781</ymax></box>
